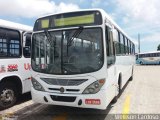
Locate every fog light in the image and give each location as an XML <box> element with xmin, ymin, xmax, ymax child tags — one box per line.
<box><xmin>78</xmin><ymin>99</ymin><xmax>82</xmax><ymax>106</ymax></box>
<box><xmin>44</xmin><ymin>96</ymin><xmax>48</xmax><ymax>102</ymax></box>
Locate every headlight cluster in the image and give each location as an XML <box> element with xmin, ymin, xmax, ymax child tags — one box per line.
<box><xmin>31</xmin><ymin>77</ymin><xmax>45</xmax><ymax>91</ymax></box>
<box><xmin>83</xmin><ymin>79</ymin><xmax>105</xmax><ymax>94</ymax></box>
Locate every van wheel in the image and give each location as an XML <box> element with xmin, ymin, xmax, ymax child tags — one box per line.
<box><xmin>0</xmin><ymin>82</ymin><xmax>18</xmax><ymax>110</ymax></box>
<box><xmin>112</xmin><ymin>78</ymin><xmax>122</xmax><ymax>103</ymax></box>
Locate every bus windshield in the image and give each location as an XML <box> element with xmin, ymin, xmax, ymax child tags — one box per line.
<box><xmin>31</xmin><ymin>27</ymin><xmax>103</xmax><ymax>75</ymax></box>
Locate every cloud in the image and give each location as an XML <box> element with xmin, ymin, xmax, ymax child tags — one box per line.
<box><xmin>91</xmin><ymin>0</ymin><xmax>102</xmax><ymax>7</ymax></box>
<box><xmin>116</xmin><ymin>0</ymin><xmax>160</xmax><ymax>24</ymax></box>
<box><xmin>141</xmin><ymin>33</ymin><xmax>160</xmax><ymax>42</ymax></box>
<box><xmin>0</xmin><ymin>0</ymin><xmax>79</xmax><ymax>18</ymax></box>
<box><xmin>112</xmin><ymin>0</ymin><xmax>160</xmax><ymax>46</ymax></box>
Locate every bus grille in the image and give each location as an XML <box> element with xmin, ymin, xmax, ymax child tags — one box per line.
<box><xmin>50</xmin><ymin>95</ymin><xmax>76</xmax><ymax>102</ymax></box>
<box><xmin>48</xmin><ymin>88</ymin><xmax>80</xmax><ymax>92</ymax></box>
<box><xmin>41</xmin><ymin>78</ymin><xmax>88</xmax><ymax>86</ymax></box>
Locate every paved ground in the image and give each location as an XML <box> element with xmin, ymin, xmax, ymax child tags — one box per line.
<box><xmin>110</xmin><ymin>65</ymin><xmax>160</xmax><ymax>114</ymax></box>
<box><xmin>1</xmin><ymin>65</ymin><xmax>160</xmax><ymax>120</ymax></box>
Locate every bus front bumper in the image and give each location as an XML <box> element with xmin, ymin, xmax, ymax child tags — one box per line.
<box><xmin>31</xmin><ymin>87</ymin><xmax>108</xmax><ymax>110</ymax></box>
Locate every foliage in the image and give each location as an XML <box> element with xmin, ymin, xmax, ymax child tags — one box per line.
<box><xmin>157</xmin><ymin>44</ymin><xmax>160</xmax><ymax>51</ymax></box>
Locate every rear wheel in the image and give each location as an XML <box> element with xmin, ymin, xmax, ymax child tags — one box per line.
<box><xmin>0</xmin><ymin>82</ymin><xmax>18</xmax><ymax>110</ymax></box>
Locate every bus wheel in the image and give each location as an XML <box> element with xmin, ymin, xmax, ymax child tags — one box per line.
<box><xmin>112</xmin><ymin>78</ymin><xmax>122</xmax><ymax>103</ymax></box>
<box><xmin>129</xmin><ymin>66</ymin><xmax>134</xmax><ymax>81</ymax></box>
<box><xmin>140</xmin><ymin>61</ymin><xmax>143</xmax><ymax>65</ymax></box>
<box><xmin>0</xmin><ymin>82</ymin><xmax>18</xmax><ymax>110</ymax></box>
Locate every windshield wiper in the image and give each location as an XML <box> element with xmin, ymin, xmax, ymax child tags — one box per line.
<box><xmin>44</xmin><ymin>30</ymin><xmax>56</xmax><ymax>63</ymax></box>
<box><xmin>67</xmin><ymin>26</ymin><xmax>83</xmax><ymax>46</ymax></box>
<box><xmin>44</xmin><ymin>30</ymin><xmax>56</xmax><ymax>47</ymax></box>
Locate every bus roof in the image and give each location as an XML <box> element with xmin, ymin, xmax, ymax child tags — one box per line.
<box><xmin>137</xmin><ymin>51</ymin><xmax>160</xmax><ymax>55</ymax></box>
<box><xmin>36</xmin><ymin>8</ymin><xmax>134</xmax><ymax>44</ymax></box>
<box><xmin>0</xmin><ymin>19</ymin><xmax>33</xmax><ymax>31</ymax></box>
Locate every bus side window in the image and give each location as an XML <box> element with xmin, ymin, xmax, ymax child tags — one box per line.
<box><xmin>0</xmin><ymin>28</ymin><xmax>7</xmax><ymax>57</ymax></box>
<box><xmin>23</xmin><ymin>33</ymin><xmax>31</xmax><ymax>58</ymax></box>
<box><xmin>106</xmin><ymin>26</ymin><xmax>115</xmax><ymax>67</ymax></box>
<box><xmin>0</xmin><ymin>28</ymin><xmax>21</xmax><ymax>58</ymax></box>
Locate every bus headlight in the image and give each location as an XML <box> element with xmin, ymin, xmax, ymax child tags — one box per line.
<box><xmin>31</xmin><ymin>77</ymin><xmax>45</xmax><ymax>91</ymax></box>
<box><xmin>82</xmin><ymin>79</ymin><xmax>105</xmax><ymax>94</ymax></box>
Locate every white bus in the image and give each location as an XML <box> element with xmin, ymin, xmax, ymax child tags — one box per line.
<box><xmin>0</xmin><ymin>19</ymin><xmax>32</xmax><ymax>110</ymax></box>
<box><xmin>136</xmin><ymin>51</ymin><xmax>160</xmax><ymax>65</ymax></box>
<box><xmin>31</xmin><ymin>9</ymin><xmax>135</xmax><ymax>110</ymax></box>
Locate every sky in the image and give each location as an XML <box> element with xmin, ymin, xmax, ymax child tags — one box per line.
<box><xmin>0</xmin><ymin>0</ymin><xmax>160</xmax><ymax>53</ymax></box>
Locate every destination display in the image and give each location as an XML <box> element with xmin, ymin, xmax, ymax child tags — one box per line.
<box><xmin>33</xmin><ymin>11</ymin><xmax>102</xmax><ymax>31</ymax></box>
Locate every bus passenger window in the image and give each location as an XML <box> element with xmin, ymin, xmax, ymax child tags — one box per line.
<box><xmin>0</xmin><ymin>28</ymin><xmax>21</xmax><ymax>58</ymax></box>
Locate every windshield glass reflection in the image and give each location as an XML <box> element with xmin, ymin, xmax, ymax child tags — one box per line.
<box><xmin>32</xmin><ymin>27</ymin><xmax>103</xmax><ymax>75</ymax></box>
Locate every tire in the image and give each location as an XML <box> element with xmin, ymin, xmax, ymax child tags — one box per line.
<box><xmin>112</xmin><ymin>78</ymin><xmax>122</xmax><ymax>103</ymax></box>
<box><xmin>140</xmin><ymin>61</ymin><xmax>143</xmax><ymax>65</ymax></box>
<box><xmin>129</xmin><ymin>66</ymin><xmax>134</xmax><ymax>81</ymax></box>
<box><xmin>0</xmin><ymin>82</ymin><xmax>18</xmax><ymax>110</ymax></box>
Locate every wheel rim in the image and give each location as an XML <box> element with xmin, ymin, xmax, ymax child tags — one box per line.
<box><xmin>0</xmin><ymin>88</ymin><xmax>15</xmax><ymax>107</ymax></box>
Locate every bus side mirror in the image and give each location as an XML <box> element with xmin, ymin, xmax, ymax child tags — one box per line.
<box><xmin>111</xmin><ymin>29</ymin><xmax>118</xmax><ymax>43</ymax></box>
<box><xmin>23</xmin><ymin>32</ymin><xmax>32</xmax><ymax>47</ymax></box>
<box><xmin>23</xmin><ymin>46</ymin><xmax>31</xmax><ymax>57</ymax></box>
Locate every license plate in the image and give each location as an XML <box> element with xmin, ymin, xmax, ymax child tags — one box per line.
<box><xmin>85</xmin><ymin>99</ymin><xmax>101</xmax><ymax>105</ymax></box>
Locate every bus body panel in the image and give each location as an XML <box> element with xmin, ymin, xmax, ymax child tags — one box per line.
<box><xmin>31</xmin><ymin>87</ymin><xmax>108</xmax><ymax>109</ymax></box>
<box><xmin>116</xmin><ymin>55</ymin><xmax>135</xmax><ymax>87</ymax></box>
<box><xmin>0</xmin><ymin>56</ymin><xmax>31</xmax><ymax>94</ymax></box>
<box><xmin>105</xmin><ymin>65</ymin><xmax>117</xmax><ymax>104</ymax></box>
<box><xmin>31</xmin><ymin>63</ymin><xmax>117</xmax><ymax>109</ymax></box>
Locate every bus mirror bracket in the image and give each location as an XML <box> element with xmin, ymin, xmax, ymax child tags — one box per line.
<box><xmin>23</xmin><ymin>32</ymin><xmax>32</xmax><ymax>47</ymax></box>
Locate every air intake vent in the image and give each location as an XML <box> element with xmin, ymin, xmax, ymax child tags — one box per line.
<box><xmin>50</xmin><ymin>95</ymin><xmax>76</xmax><ymax>102</ymax></box>
<box><xmin>48</xmin><ymin>88</ymin><xmax>80</xmax><ymax>92</ymax></box>
<box><xmin>41</xmin><ymin>78</ymin><xmax>87</xmax><ymax>86</ymax></box>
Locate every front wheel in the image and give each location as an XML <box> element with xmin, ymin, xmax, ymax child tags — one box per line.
<box><xmin>129</xmin><ymin>66</ymin><xmax>134</xmax><ymax>81</ymax></box>
<box><xmin>0</xmin><ymin>82</ymin><xmax>18</xmax><ymax>110</ymax></box>
<box><xmin>112</xmin><ymin>79</ymin><xmax>122</xmax><ymax>103</ymax></box>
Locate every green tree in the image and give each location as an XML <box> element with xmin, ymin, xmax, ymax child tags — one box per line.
<box><xmin>158</xmin><ymin>44</ymin><xmax>160</xmax><ymax>51</ymax></box>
